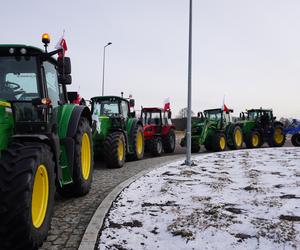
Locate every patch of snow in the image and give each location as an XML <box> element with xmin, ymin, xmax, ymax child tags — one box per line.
<box><xmin>98</xmin><ymin>148</ymin><xmax>300</xmax><ymax>250</ymax></box>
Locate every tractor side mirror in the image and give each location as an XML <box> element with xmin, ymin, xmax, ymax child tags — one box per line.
<box><xmin>197</xmin><ymin>112</ymin><xmax>204</xmax><ymax>119</ymax></box>
<box><xmin>58</xmin><ymin>74</ymin><xmax>72</xmax><ymax>85</ymax></box>
<box><xmin>168</xmin><ymin>110</ymin><xmax>172</xmax><ymax>119</ymax></box>
<box><xmin>129</xmin><ymin>99</ymin><xmax>135</xmax><ymax>108</ymax></box>
<box><xmin>130</xmin><ymin>111</ymin><xmax>136</xmax><ymax>118</ymax></box>
<box><xmin>57</xmin><ymin>57</ymin><xmax>71</xmax><ymax>75</ymax></box>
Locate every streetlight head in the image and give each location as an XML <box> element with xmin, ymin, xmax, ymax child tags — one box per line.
<box><xmin>107</xmin><ymin>42</ymin><xmax>112</xmax><ymax>46</ymax></box>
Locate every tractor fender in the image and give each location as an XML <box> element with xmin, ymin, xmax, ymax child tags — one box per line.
<box><xmin>62</xmin><ymin>105</ymin><xmax>92</xmax><ymax>175</ymax></box>
<box><xmin>67</xmin><ymin>105</ymin><xmax>92</xmax><ymax>138</ymax></box>
<box><xmin>274</xmin><ymin>121</ymin><xmax>284</xmax><ymax>128</ymax></box>
<box><xmin>12</xmin><ymin>134</ymin><xmax>62</xmax><ymax>183</ymax></box>
<box><xmin>162</xmin><ymin>125</ymin><xmax>176</xmax><ymax>136</ymax></box>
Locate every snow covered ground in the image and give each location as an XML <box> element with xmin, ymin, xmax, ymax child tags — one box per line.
<box><xmin>98</xmin><ymin>148</ymin><xmax>300</xmax><ymax>250</ymax></box>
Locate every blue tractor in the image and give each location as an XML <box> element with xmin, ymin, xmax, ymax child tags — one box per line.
<box><xmin>284</xmin><ymin>119</ymin><xmax>300</xmax><ymax>146</ymax></box>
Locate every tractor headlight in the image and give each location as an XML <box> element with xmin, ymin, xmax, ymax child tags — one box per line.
<box><xmin>20</xmin><ymin>48</ymin><xmax>27</xmax><ymax>55</ymax></box>
<box><xmin>9</xmin><ymin>48</ymin><xmax>14</xmax><ymax>54</ymax></box>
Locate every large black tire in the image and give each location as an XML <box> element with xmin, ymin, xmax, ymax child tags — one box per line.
<box><xmin>150</xmin><ymin>137</ymin><xmax>163</xmax><ymax>156</ymax></box>
<box><xmin>162</xmin><ymin>129</ymin><xmax>176</xmax><ymax>153</ymax></box>
<box><xmin>212</xmin><ymin>133</ymin><xmax>227</xmax><ymax>152</ymax></box>
<box><xmin>245</xmin><ymin>131</ymin><xmax>262</xmax><ymax>148</ymax></box>
<box><xmin>228</xmin><ymin>126</ymin><xmax>243</xmax><ymax>150</ymax></box>
<box><xmin>268</xmin><ymin>125</ymin><xmax>286</xmax><ymax>147</ymax></box>
<box><xmin>130</xmin><ymin>124</ymin><xmax>144</xmax><ymax>160</ymax></box>
<box><xmin>0</xmin><ymin>142</ymin><xmax>55</xmax><ymax>250</ymax></box>
<box><xmin>291</xmin><ymin>134</ymin><xmax>300</xmax><ymax>147</ymax></box>
<box><xmin>191</xmin><ymin>139</ymin><xmax>201</xmax><ymax>153</ymax></box>
<box><xmin>103</xmin><ymin>132</ymin><xmax>126</xmax><ymax>168</ymax></box>
<box><xmin>57</xmin><ymin>117</ymin><xmax>93</xmax><ymax>197</ymax></box>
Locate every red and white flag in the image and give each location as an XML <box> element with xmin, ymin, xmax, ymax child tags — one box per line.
<box><xmin>55</xmin><ymin>31</ymin><xmax>68</xmax><ymax>58</ymax></box>
<box><xmin>163</xmin><ymin>97</ymin><xmax>170</xmax><ymax>111</ymax></box>
<box><xmin>222</xmin><ymin>95</ymin><xmax>229</xmax><ymax>112</ymax></box>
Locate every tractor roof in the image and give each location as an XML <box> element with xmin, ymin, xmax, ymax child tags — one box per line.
<box><xmin>0</xmin><ymin>44</ymin><xmax>44</xmax><ymax>55</ymax></box>
<box><xmin>204</xmin><ymin>108</ymin><xmax>233</xmax><ymax>113</ymax></box>
<box><xmin>91</xmin><ymin>96</ymin><xmax>128</xmax><ymax>103</ymax></box>
<box><xmin>247</xmin><ymin>108</ymin><xmax>273</xmax><ymax>112</ymax></box>
<box><xmin>142</xmin><ymin>107</ymin><xmax>163</xmax><ymax>112</ymax></box>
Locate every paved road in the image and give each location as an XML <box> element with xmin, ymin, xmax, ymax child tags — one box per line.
<box><xmin>40</xmin><ymin>134</ymin><xmax>293</xmax><ymax>250</ymax></box>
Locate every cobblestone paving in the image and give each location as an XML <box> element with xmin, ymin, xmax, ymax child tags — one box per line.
<box><xmin>39</xmin><ymin>152</ymin><xmax>184</xmax><ymax>250</ymax></box>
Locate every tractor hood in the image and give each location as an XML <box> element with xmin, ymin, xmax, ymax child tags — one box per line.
<box><xmin>0</xmin><ymin>99</ymin><xmax>14</xmax><ymax>153</ymax></box>
<box><xmin>92</xmin><ymin>115</ymin><xmax>111</xmax><ymax>140</ymax></box>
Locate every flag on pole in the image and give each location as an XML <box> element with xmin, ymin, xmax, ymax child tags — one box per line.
<box><xmin>55</xmin><ymin>30</ymin><xmax>68</xmax><ymax>58</ymax></box>
<box><xmin>163</xmin><ymin>97</ymin><xmax>170</xmax><ymax>111</ymax></box>
<box><xmin>222</xmin><ymin>95</ymin><xmax>229</xmax><ymax>112</ymax></box>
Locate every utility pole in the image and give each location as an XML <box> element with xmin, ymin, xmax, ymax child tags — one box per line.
<box><xmin>102</xmin><ymin>42</ymin><xmax>112</xmax><ymax>96</ymax></box>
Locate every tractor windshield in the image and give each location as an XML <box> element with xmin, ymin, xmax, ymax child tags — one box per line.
<box><xmin>92</xmin><ymin>100</ymin><xmax>120</xmax><ymax>117</ymax></box>
<box><xmin>205</xmin><ymin>110</ymin><xmax>222</xmax><ymax>121</ymax></box>
<box><xmin>0</xmin><ymin>56</ymin><xmax>39</xmax><ymax>101</ymax></box>
<box><xmin>141</xmin><ymin>111</ymin><xmax>161</xmax><ymax>125</ymax></box>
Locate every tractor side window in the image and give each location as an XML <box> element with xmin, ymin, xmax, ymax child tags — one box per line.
<box><xmin>121</xmin><ymin>101</ymin><xmax>129</xmax><ymax>118</ymax></box>
<box><xmin>43</xmin><ymin>61</ymin><xmax>60</xmax><ymax>107</ymax></box>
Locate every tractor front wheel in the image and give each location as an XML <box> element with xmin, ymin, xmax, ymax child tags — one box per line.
<box><xmin>103</xmin><ymin>132</ymin><xmax>126</xmax><ymax>168</ymax></box>
<box><xmin>57</xmin><ymin>117</ymin><xmax>93</xmax><ymax>197</ymax></box>
<box><xmin>245</xmin><ymin>131</ymin><xmax>262</xmax><ymax>148</ymax></box>
<box><xmin>150</xmin><ymin>137</ymin><xmax>163</xmax><ymax>156</ymax></box>
<box><xmin>0</xmin><ymin>143</ymin><xmax>55</xmax><ymax>250</ymax></box>
<box><xmin>162</xmin><ymin>129</ymin><xmax>176</xmax><ymax>153</ymax></box>
<box><xmin>131</xmin><ymin>124</ymin><xmax>144</xmax><ymax>160</ymax></box>
<box><xmin>291</xmin><ymin>134</ymin><xmax>300</xmax><ymax>147</ymax></box>
<box><xmin>228</xmin><ymin>126</ymin><xmax>243</xmax><ymax>150</ymax></box>
<box><xmin>213</xmin><ymin>133</ymin><xmax>227</xmax><ymax>152</ymax></box>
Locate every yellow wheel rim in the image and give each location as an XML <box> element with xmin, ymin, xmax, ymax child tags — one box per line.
<box><xmin>118</xmin><ymin>138</ymin><xmax>124</xmax><ymax>162</ymax></box>
<box><xmin>136</xmin><ymin>130</ymin><xmax>143</xmax><ymax>155</ymax></box>
<box><xmin>274</xmin><ymin>128</ymin><xmax>284</xmax><ymax>144</ymax></box>
<box><xmin>234</xmin><ymin>129</ymin><xmax>243</xmax><ymax>147</ymax></box>
<box><xmin>252</xmin><ymin>134</ymin><xmax>259</xmax><ymax>147</ymax></box>
<box><xmin>220</xmin><ymin>136</ymin><xmax>226</xmax><ymax>150</ymax></box>
<box><xmin>32</xmin><ymin>164</ymin><xmax>49</xmax><ymax>229</ymax></box>
<box><xmin>81</xmin><ymin>132</ymin><xmax>91</xmax><ymax>180</ymax></box>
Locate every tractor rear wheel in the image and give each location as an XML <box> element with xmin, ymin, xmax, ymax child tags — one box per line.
<box><xmin>57</xmin><ymin>117</ymin><xmax>93</xmax><ymax>197</ymax></box>
<box><xmin>130</xmin><ymin>124</ymin><xmax>144</xmax><ymax>160</ymax></box>
<box><xmin>228</xmin><ymin>126</ymin><xmax>243</xmax><ymax>150</ymax></box>
<box><xmin>268</xmin><ymin>125</ymin><xmax>286</xmax><ymax>147</ymax></box>
<box><xmin>213</xmin><ymin>133</ymin><xmax>227</xmax><ymax>152</ymax></box>
<box><xmin>0</xmin><ymin>142</ymin><xmax>55</xmax><ymax>250</ymax></box>
<box><xmin>150</xmin><ymin>137</ymin><xmax>163</xmax><ymax>156</ymax></box>
<box><xmin>162</xmin><ymin>129</ymin><xmax>176</xmax><ymax>153</ymax></box>
<box><xmin>245</xmin><ymin>131</ymin><xmax>262</xmax><ymax>148</ymax></box>
<box><xmin>103</xmin><ymin>132</ymin><xmax>126</xmax><ymax>168</ymax></box>
<box><xmin>291</xmin><ymin>134</ymin><xmax>300</xmax><ymax>147</ymax></box>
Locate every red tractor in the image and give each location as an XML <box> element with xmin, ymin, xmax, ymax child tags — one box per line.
<box><xmin>141</xmin><ymin>107</ymin><xmax>176</xmax><ymax>156</ymax></box>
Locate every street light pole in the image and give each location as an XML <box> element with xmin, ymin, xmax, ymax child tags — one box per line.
<box><xmin>186</xmin><ymin>0</ymin><xmax>193</xmax><ymax>166</ymax></box>
<box><xmin>102</xmin><ymin>42</ymin><xmax>112</xmax><ymax>96</ymax></box>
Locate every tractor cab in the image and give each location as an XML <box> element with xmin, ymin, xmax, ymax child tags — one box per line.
<box><xmin>0</xmin><ymin>43</ymin><xmax>71</xmax><ymax>137</ymax></box>
<box><xmin>203</xmin><ymin>108</ymin><xmax>233</xmax><ymax>129</ymax></box>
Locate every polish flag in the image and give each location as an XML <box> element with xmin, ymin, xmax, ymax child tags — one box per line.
<box><xmin>223</xmin><ymin>103</ymin><xmax>229</xmax><ymax>113</ymax></box>
<box><xmin>55</xmin><ymin>31</ymin><xmax>68</xmax><ymax>58</ymax></box>
<box><xmin>163</xmin><ymin>97</ymin><xmax>170</xmax><ymax>111</ymax></box>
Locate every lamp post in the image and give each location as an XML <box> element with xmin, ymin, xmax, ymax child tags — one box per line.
<box><xmin>102</xmin><ymin>42</ymin><xmax>112</xmax><ymax>96</ymax></box>
<box><xmin>185</xmin><ymin>0</ymin><xmax>193</xmax><ymax>166</ymax></box>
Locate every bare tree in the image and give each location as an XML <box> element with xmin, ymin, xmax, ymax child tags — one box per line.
<box><xmin>177</xmin><ymin>107</ymin><xmax>194</xmax><ymax>118</ymax></box>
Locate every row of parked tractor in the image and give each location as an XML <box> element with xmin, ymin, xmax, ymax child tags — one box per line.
<box><xmin>180</xmin><ymin>107</ymin><xmax>300</xmax><ymax>152</ymax></box>
<box><xmin>0</xmin><ymin>35</ymin><xmax>298</xmax><ymax>250</ymax></box>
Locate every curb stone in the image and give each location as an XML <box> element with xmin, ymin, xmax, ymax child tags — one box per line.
<box><xmin>78</xmin><ymin>157</ymin><xmax>184</xmax><ymax>250</ymax></box>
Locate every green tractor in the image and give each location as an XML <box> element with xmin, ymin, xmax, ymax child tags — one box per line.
<box><xmin>239</xmin><ymin>108</ymin><xmax>286</xmax><ymax>148</ymax></box>
<box><xmin>91</xmin><ymin>95</ymin><xmax>144</xmax><ymax>168</ymax></box>
<box><xmin>180</xmin><ymin>108</ymin><xmax>243</xmax><ymax>152</ymax></box>
<box><xmin>0</xmin><ymin>35</ymin><xmax>93</xmax><ymax>249</ymax></box>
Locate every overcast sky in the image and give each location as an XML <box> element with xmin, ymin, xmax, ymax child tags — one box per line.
<box><xmin>2</xmin><ymin>0</ymin><xmax>300</xmax><ymax>118</ymax></box>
